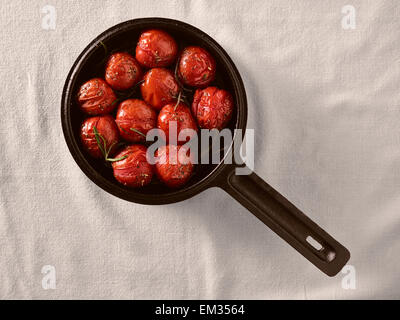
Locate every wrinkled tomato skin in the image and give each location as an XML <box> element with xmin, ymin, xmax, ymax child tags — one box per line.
<box><xmin>112</xmin><ymin>145</ymin><xmax>153</xmax><ymax>188</ymax></box>
<box><xmin>178</xmin><ymin>46</ymin><xmax>216</xmax><ymax>87</ymax></box>
<box><xmin>105</xmin><ymin>52</ymin><xmax>142</xmax><ymax>90</ymax></box>
<box><xmin>135</xmin><ymin>29</ymin><xmax>178</xmax><ymax>68</ymax></box>
<box><xmin>155</xmin><ymin>145</ymin><xmax>194</xmax><ymax>188</ymax></box>
<box><xmin>115</xmin><ymin>99</ymin><xmax>157</xmax><ymax>143</ymax></box>
<box><xmin>80</xmin><ymin>115</ymin><xmax>119</xmax><ymax>158</ymax></box>
<box><xmin>140</xmin><ymin>68</ymin><xmax>179</xmax><ymax>110</ymax></box>
<box><xmin>192</xmin><ymin>87</ymin><xmax>234</xmax><ymax>130</ymax></box>
<box><xmin>77</xmin><ymin>78</ymin><xmax>117</xmax><ymax>115</ymax></box>
<box><xmin>157</xmin><ymin>102</ymin><xmax>198</xmax><ymax>144</ymax></box>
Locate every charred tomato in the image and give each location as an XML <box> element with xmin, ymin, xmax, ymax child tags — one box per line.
<box><xmin>135</xmin><ymin>29</ymin><xmax>178</xmax><ymax>68</ymax></box>
<box><xmin>112</xmin><ymin>145</ymin><xmax>153</xmax><ymax>188</ymax></box>
<box><xmin>80</xmin><ymin>115</ymin><xmax>119</xmax><ymax>159</ymax></box>
<box><xmin>105</xmin><ymin>52</ymin><xmax>142</xmax><ymax>90</ymax></box>
<box><xmin>155</xmin><ymin>144</ymin><xmax>194</xmax><ymax>188</ymax></box>
<box><xmin>157</xmin><ymin>101</ymin><xmax>198</xmax><ymax>144</ymax></box>
<box><xmin>140</xmin><ymin>68</ymin><xmax>179</xmax><ymax>110</ymax></box>
<box><xmin>115</xmin><ymin>99</ymin><xmax>157</xmax><ymax>143</ymax></box>
<box><xmin>77</xmin><ymin>78</ymin><xmax>117</xmax><ymax>115</ymax></box>
<box><xmin>178</xmin><ymin>46</ymin><xmax>216</xmax><ymax>87</ymax></box>
<box><xmin>192</xmin><ymin>87</ymin><xmax>234</xmax><ymax>130</ymax></box>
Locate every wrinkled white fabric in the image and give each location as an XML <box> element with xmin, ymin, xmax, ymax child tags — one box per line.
<box><xmin>1</xmin><ymin>0</ymin><xmax>399</xmax><ymax>299</ymax></box>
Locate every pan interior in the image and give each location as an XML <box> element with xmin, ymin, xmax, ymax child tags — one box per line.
<box><xmin>62</xmin><ymin>18</ymin><xmax>246</xmax><ymax>203</ymax></box>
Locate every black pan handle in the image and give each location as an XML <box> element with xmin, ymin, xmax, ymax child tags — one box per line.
<box><xmin>216</xmin><ymin>165</ymin><xmax>350</xmax><ymax>276</ymax></box>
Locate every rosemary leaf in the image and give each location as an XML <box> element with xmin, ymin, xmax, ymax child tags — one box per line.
<box><xmin>174</xmin><ymin>91</ymin><xmax>182</xmax><ymax>111</ymax></box>
<box><xmin>106</xmin><ymin>155</ymin><xmax>128</xmax><ymax>162</ymax></box>
<box><xmin>130</xmin><ymin>128</ymin><xmax>146</xmax><ymax>138</ymax></box>
<box><xmin>93</xmin><ymin>126</ymin><xmax>106</xmax><ymax>158</ymax></box>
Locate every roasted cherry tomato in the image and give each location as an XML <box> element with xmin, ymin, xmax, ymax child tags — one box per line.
<box><xmin>178</xmin><ymin>46</ymin><xmax>216</xmax><ymax>87</ymax></box>
<box><xmin>80</xmin><ymin>115</ymin><xmax>119</xmax><ymax>159</ymax></box>
<box><xmin>77</xmin><ymin>78</ymin><xmax>117</xmax><ymax>115</ymax></box>
<box><xmin>140</xmin><ymin>68</ymin><xmax>179</xmax><ymax>110</ymax></box>
<box><xmin>115</xmin><ymin>99</ymin><xmax>157</xmax><ymax>143</ymax></box>
<box><xmin>155</xmin><ymin>144</ymin><xmax>194</xmax><ymax>188</ymax></box>
<box><xmin>105</xmin><ymin>52</ymin><xmax>142</xmax><ymax>90</ymax></box>
<box><xmin>192</xmin><ymin>87</ymin><xmax>234</xmax><ymax>130</ymax></box>
<box><xmin>157</xmin><ymin>102</ymin><xmax>198</xmax><ymax>144</ymax></box>
<box><xmin>112</xmin><ymin>145</ymin><xmax>153</xmax><ymax>188</ymax></box>
<box><xmin>135</xmin><ymin>29</ymin><xmax>178</xmax><ymax>68</ymax></box>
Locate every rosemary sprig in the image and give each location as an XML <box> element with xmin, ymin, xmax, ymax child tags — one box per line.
<box><xmin>110</xmin><ymin>79</ymin><xmax>145</xmax><ymax>107</ymax></box>
<box><xmin>174</xmin><ymin>91</ymin><xmax>182</xmax><ymax>111</ymax></box>
<box><xmin>130</xmin><ymin>127</ymin><xmax>146</xmax><ymax>138</ymax></box>
<box><xmin>93</xmin><ymin>126</ymin><xmax>106</xmax><ymax>155</ymax></box>
<box><xmin>105</xmin><ymin>149</ymin><xmax>128</xmax><ymax>162</ymax></box>
<box><xmin>93</xmin><ymin>126</ymin><xmax>127</xmax><ymax>162</ymax></box>
<box><xmin>96</xmin><ymin>41</ymin><xmax>109</xmax><ymax>66</ymax></box>
<box><xmin>118</xmin><ymin>79</ymin><xmax>145</xmax><ymax>99</ymax></box>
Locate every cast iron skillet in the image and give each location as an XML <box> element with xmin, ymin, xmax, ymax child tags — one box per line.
<box><xmin>61</xmin><ymin>18</ymin><xmax>350</xmax><ymax>276</ymax></box>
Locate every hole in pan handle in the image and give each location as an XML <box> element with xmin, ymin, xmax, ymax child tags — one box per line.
<box><xmin>216</xmin><ymin>164</ymin><xmax>350</xmax><ymax>276</ymax></box>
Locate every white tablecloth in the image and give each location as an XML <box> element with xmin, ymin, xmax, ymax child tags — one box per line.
<box><xmin>1</xmin><ymin>0</ymin><xmax>399</xmax><ymax>299</ymax></box>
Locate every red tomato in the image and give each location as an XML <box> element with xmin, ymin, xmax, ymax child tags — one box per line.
<box><xmin>157</xmin><ymin>102</ymin><xmax>198</xmax><ymax>144</ymax></box>
<box><xmin>192</xmin><ymin>87</ymin><xmax>234</xmax><ymax>130</ymax></box>
<box><xmin>115</xmin><ymin>99</ymin><xmax>157</xmax><ymax>143</ymax></box>
<box><xmin>140</xmin><ymin>68</ymin><xmax>179</xmax><ymax>110</ymax></box>
<box><xmin>77</xmin><ymin>78</ymin><xmax>117</xmax><ymax>115</ymax></box>
<box><xmin>155</xmin><ymin>145</ymin><xmax>194</xmax><ymax>188</ymax></box>
<box><xmin>105</xmin><ymin>52</ymin><xmax>142</xmax><ymax>90</ymax></box>
<box><xmin>178</xmin><ymin>46</ymin><xmax>216</xmax><ymax>87</ymax></box>
<box><xmin>135</xmin><ymin>29</ymin><xmax>178</xmax><ymax>68</ymax></box>
<box><xmin>80</xmin><ymin>115</ymin><xmax>119</xmax><ymax>159</ymax></box>
<box><xmin>112</xmin><ymin>145</ymin><xmax>153</xmax><ymax>188</ymax></box>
